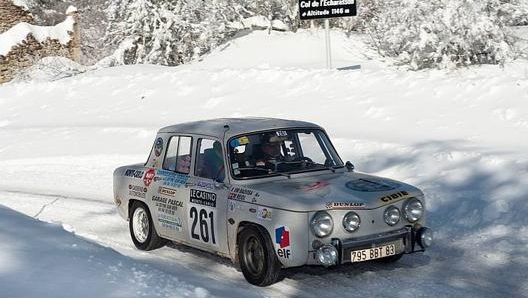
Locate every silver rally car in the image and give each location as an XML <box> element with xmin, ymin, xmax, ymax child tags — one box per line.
<box><xmin>113</xmin><ymin>118</ymin><xmax>433</xmax><ymax>286</ymax></box>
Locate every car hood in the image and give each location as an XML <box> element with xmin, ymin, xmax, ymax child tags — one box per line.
<box><xmin>241</xmin><ymin>171</ymin><xmax>423</xmax><ymax>212</ymax></box>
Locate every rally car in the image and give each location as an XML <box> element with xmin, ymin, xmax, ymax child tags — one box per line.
<box><xmin>113</xmin><ymin>118</ymin><xmax>433</xmax><ymax>286</ymax></box>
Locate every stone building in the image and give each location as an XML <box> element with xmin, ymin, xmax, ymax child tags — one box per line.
<box><xmin>0</xmin><ymin>0</ymin><xmax>80</xmax><ymax>83</ymax></box>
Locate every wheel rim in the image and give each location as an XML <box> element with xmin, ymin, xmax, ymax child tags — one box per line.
<box><xmin>243</xmin><ymin>235</ymin><xmax>265</xmax><ymax>276</ymax></box>
<box><xmin>132</xmin><ymin>207</ymin><xmax>149</xmax><ymax>243</ymax></box>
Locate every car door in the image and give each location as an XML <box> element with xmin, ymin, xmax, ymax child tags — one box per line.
<box><xmin>185</xmin><ymin>137</ymin><xmax>229</xmax><ymax>254</ymax></box>
<box><xmin>149</xmin><ymin>135</ymin><xmax>192</xmax><ymax>241</ymax></box>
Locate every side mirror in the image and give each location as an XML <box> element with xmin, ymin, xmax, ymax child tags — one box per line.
<box><xmin>345</xmin><ymin>161</ymin><xmax>355</xmax><ymax>172</ymax></box>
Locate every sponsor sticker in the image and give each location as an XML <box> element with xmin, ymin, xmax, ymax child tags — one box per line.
<box><xmin>158</xmin><ymin>214</ymin><xmax>183</xmax><ymax>233</ymax></box>
<box><xmin>125</xmin><ymin>169</ymin><xmax>144</xmax><ymax>179</ymax></box>
<box><xmin>345</xmin><ymin>178</ymin><xmax>400</xmax><ymax>192</ymax></box>
<box><xmin>275</xmin><ymin>226</ymin><xmax>292</xmax><ymax>259</ymax></box>
<box><xmin>154</xmin><ymin>170</ymin><xmax>190</xmax><ymax>188</ymax></box>
<box><xmin>128</xmin><ymin>184</ymin><xmax>147</xmax><ymax>199</ymax></box>
<box><xmin>159</xmin><ymin>186</ymin><xmax>176</xmax><ymax>197</ymax></box>
<box><xmin>257</xmin><ymin>207</ymin><xmax>272</xmax><ymax>220</ymax></box>
<box><xmin>325</xmin><ymin>202</ymin><xmax>365</xmax><ymax>210</ymax></box>
<box><xmin>302</xmin><ymin>181</ymin><xmax>329</xmax><ymax>191</ymax></box>
<box><xmin>189</xmin><ymin>189</ymin><xmax>216</xmax><ymax>208</ymax></box>
<box><xmin>154</xmin><ymin>137</ymin><xmax>164</xmax><ymax>157</ymax></box>
<box><xmin>230</xmin><ymin>136</ymin><xmax>250</xmax><ymax>148</ymax></box>
<box><xmin>379</xmin><ymin>191</ymin><xmax>410</xmax><ymax>203</ymax></box>
<box><xmin>143</xmin><ymin>168</ymin><xmax>156</xmax><ymax>186</ymax></box>
<box><xmin>229</xmin><ymin>186</ymin><xmax>259</xmax><ymax>202</ymax></box>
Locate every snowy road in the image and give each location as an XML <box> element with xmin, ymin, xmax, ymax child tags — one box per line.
<box><xmin>1</xmin><ymin>143</ymin><xmax>526</xmax><ymax>297</ymax></box>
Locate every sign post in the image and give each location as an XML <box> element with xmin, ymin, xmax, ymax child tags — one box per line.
<box><xmin>298</xmin><ymin>0</ymin><xmax>357</xmax><ymax>69</ymax></box>
<box><xmin>325</xmin><ymin>19</ymin><xmax>331</xmax><ymax>69</ymax></box>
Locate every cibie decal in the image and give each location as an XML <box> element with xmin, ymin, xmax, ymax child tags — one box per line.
<box><xmin>275</xmin><ymin>226</ymin><xmax>291</xmax><ymax>259</ymax></box>
<box><xmin>380</xmin><ymin>190</ymin><xmax>410</xmax><ymax>203</ymax></box>
<box><xmin>154</xmin><ymin>137</ymin><xmax>164</xmax><ymax>157</ymax></box>
<box><xmin>143</xmin><ymin>168</ymin><xmax>156</xmax><ymax>186</ymax></box>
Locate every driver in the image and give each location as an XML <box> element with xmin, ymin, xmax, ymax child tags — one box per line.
<box><xmin>255</xmin><ymin>135</ymin><xmax>283</xmax><ymax>167</ymax></box>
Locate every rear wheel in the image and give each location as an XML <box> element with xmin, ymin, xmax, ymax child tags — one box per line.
<box><xmin>129</xmin><ymin>201</ymin><xmax>166</xmax><ymax>250</ymax></box>
<box><xmin>238</xmin><ymin>225</ymin><xmax>281</xmax><ymax>286</ymax></box>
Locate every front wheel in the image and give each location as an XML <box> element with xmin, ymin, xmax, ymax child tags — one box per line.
<box><xmin>129</xmin><ymin>201</ymin><xmax>166</xmax><ymax>251</ymax></box>
<box><xmin>238</xmin><ymin>225</ymin><xmax>281</xmax><ymax>286</ymax></box>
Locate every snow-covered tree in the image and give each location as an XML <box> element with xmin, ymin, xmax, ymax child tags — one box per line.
<box><xmin>363</xmin><ymin>0</ymin><xmax>514</xmax><ymax>69</ymax></box>
<box><xmin>104</xmin><ymin>0</ymin><xmax>243</xmax><ymax>65</ymax></box>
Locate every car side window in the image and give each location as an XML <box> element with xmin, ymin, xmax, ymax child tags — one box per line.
<box><xmin>195</xmin><ymin>138</ymin><xmax>225</xmax><ymax>181</ymax></box>
<box><xmin>163</xmin><ymin>136</ymin><xmax>192</xmax><ymax>174</ymax></box>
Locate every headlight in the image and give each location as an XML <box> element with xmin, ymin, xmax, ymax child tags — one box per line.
<box><xmin>310</xmin><ymin>211</ymin><xmax>334</xmax><ymax>238</ymax></box>
<box><xmin>402</xmin><ymin>198</ymin><xmax>424</xmax><ymax>222</ymax></box>
<box><xmin>342</xmin><ymin>212</ymin><xmax>361</xmax><ymax>232</ymax></box>
<box><xmin>383</xmin><ymin>206</ymin><xmax>400</xmax><ymax>226</ymax></box>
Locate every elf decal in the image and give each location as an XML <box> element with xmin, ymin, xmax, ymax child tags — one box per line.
<box><xmin>275</xmin><ymin>226</ymin><xmax>291</xmax><ymax>259</ymax></box>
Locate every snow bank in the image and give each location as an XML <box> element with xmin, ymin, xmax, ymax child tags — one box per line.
<box><xmin>0</xmin><ymin>205</ymin><xmax>214</xmax><ymax>298</ymax></box>
<box><xmin>0</xmin><ymin>16</ymin><xmax>75</xmax><ymax>57</ymax></box>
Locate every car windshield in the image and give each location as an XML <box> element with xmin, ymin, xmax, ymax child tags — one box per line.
<box><xmin>228</xmin><ymin>129</ymin><xmax>343</xmax><ymax>179</ymax></box>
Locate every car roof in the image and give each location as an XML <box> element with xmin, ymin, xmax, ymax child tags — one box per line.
<box><xmin>158</xmin><ymin>117</ymin><xmax>323</xmax><ymax>140</ymax></box>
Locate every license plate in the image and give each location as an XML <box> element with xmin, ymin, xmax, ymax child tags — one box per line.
<box><xmin>350</xmin><ymin>243</ymin><xmax>397</xmax><ymax>262</ymax></box>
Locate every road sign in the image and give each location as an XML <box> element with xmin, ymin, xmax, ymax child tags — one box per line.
<box><xmin>299</xmin><ymin>0</ymin><xmax>357</xmax><ymax>20</ymax></box>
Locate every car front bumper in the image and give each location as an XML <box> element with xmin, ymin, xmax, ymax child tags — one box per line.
<box><xmin>309</xmin><ymin>225</ymin><xmax>433</xmax><ymax>266</ymax></box>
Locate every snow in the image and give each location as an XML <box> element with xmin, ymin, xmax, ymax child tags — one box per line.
<box><xmin>0</xmin><ymin>16</ymin><xmax>75</xmax><ymax>57</ymax></box>
<box><xmin>12</xmin><ymin>0</ymin><xmax>30</xmax><ymax>11</ymax></box>
<box><xmin>1</xmin><ymin>29</ymin><xmax>528</xmax><ymax>297</ymax></box>
<box><xmin>66</xmin><ymin>5</ymin><xmax>78</xmax><ymax>15</ymax></box>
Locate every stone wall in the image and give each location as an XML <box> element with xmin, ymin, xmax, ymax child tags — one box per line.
<box><xmin>0</xmin><ymin>35</ymin><xmax>77</xmax><ymax>83</ymax></box>
<box><xmin>0</xmin><ymin>1</ymin><xmax>80</xmax><ymax>84</ymax></box>
<box><xmin>0</xmin><ymin>0</ymin><xmax>33</xmax><ymax>34</ymax></box>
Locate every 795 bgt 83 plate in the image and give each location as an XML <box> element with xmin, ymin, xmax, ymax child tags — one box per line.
<box><xmin>350</xmin><ymin>242</ymin><xmax>398</xmax><ymax>262</ymax></box>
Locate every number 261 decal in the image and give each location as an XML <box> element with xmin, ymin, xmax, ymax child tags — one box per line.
<box><xmin>189</xmin><ymin>206</ymin><xmax>216</xmax><ymax>245</ymax></box>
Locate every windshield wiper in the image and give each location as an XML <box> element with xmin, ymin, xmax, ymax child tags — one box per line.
<box><xmin>300</xmin><ymin>160</ymin><xmax>336</xmax><ymax>173</ymax></box>
<box><xmin>236</xmin><ymin>166</ymin><xmax>291</xmax><ymax>178</ymax></box>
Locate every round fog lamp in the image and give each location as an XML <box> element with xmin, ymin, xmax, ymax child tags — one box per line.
<box><xmin>315</xmin><ymin>244</ymin><xmax>338</xmax><ymax>267</ymax></box>
<box><xmin>418</xmin><ymin>227</ymin><xmax>433</xmax><ymax>248</ymax></box>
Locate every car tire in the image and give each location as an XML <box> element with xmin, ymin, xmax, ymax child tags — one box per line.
<box><xmin>129</xmin><ymin>201</ymin><xmax>167</xmax><ymax>251</ymax></box>
<box><xmin>238</xmin><ymin>225</ymin><xmax>281</xmax><ymax>286</ymax></box>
